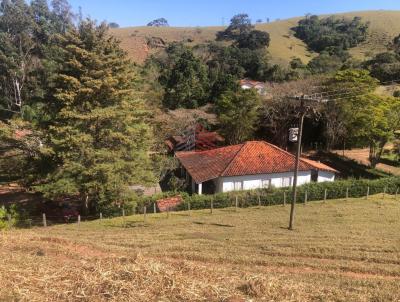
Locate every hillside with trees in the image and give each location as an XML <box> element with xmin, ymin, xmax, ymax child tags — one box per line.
<box><xmin>2</xmin><ymin>2</ymin><xmax>400</xmax><ymax>214</ymax></box>
<box><xmin>111</xmin><ymin>11</ymin><xmax>400</xmax><ymax>65</ymax></box>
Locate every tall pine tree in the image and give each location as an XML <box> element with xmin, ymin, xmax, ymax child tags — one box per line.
<box><xmin>38</xmin><ymin>20</ymin><xmax>154</xmax><ymax>212</ymax></box>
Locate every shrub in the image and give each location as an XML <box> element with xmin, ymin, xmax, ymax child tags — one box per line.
<box><xmin>0</xmin><ymin>206</ymin><xmax>8</xmax><ymax>229</ymax></box>
<box><xmin>136</xmin><ymin>176</ymin><xmax>400</xmax><ymax>212</ymax></box>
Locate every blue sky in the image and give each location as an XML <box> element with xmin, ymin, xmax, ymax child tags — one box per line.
<box><xmin>68</xmin><ymin>0</ymin><xmax>400</xmax><ymax>27</ymax></box>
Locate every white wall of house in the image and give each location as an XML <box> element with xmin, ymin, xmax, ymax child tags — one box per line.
<box><xmin>317</xmin><ymin>171</ymin><xmax>335</xmax><ymax>183</ymax></box>
<box><xmin>214</xmin><ymin>171</ymin><xmax>312</xmax><ymax>193</ymax></box>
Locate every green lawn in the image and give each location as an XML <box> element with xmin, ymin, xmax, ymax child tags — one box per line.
<box><xmin>1</xmin><ymin>195</ymin><xmax>400</xmax><ymax>301</ymax></box>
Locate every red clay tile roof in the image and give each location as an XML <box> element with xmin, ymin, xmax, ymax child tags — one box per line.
<box><xmin>239</xmin><ymin>79</ymin><xmax>266</xmax><ymax>88</ymax></box>
<box><xmin>300</xmin><ymin>158</ymin><xmax>339</xmax><ymax>173</ymax></box>
<box><xmin>165</xmin><ymin>124</ymin><xmax>224</xmax><ymax>152</ymax></box>
<box><xmin>157</xmin><ymin>196</ymin><xmax>183</xmax><ymax>212</ymax></box>
<box><xmin>176</xmin><ymin>141</ymin><xmax>337</xmax><ymax>183</ymax></box>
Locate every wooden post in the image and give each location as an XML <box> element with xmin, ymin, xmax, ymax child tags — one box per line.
<box><xmin>143</xmin><ymin>205</ymin><xmax>147</xmax><ymax>223</ymax></box>
<box><xmin>258</xmin><ymin>195</ymin><xmax>261</xmax><ymax>207</ymax></box>
<box><xmin>100</xmin><ymin>212</ymin><xmax>103</xmax><ymax>220</ymax></box>
<box><xmin>324</xmin><ymin>189</ymin><xmax>327</xmax><ymax>202</ymax></box>
<box><xmin>366</xmin><ymin>186</ymin><xmax>370</xmax><ymax>199</ymax></box>
<box><xmin>153</xmin><ymin>202</ymin><xmax>157</xmax><ymax>214</ymax></box>
<box><xmin>304</xmin><ymin>190</ymin><xmax>308</xmax><ymax>205</ymax></box>
<box><xmin>122</xmin><ymin>208</ymin><xmax>126</xmax><ymax>227</ymax></box>
<box><xmin>78</xmin><ymin>215</ymin><xmax>81</xmax><ymax>225</ymax></box>
<box><xmin>188</xmin><ymin>201</ymin><xmax>191</xmax><ymax>216</ymax></box>
<box><xmin>383</xmin><ymin>186</ymin><xmax>386</xmax><ymax>199</ymax></box>
<box><xmin>235</xmin><ymin>196</ymin><xmax>238</xmax><ymax>212</ymax></box>
<box><xmin>210</xmin><ymin>198</ymin><xmax>213</xmax><ymax>214</ymax></box>
<box><xmin>42</xmin><ymin>213</ymin><xmax>47</xmax><ymax>227</ymax></box>
<box><xmin>283</xmin><ymin>191</ymin><xmax>286</xmax><ymax>206</ymax></box>
<box><xmin>346</xmin><ymin>188</ymin><xmax>349</xmax><ymax>200</ymax></box>
<box><xmin>7</xmin><ymin>214</ymin><xmax>12</xmax><ymax>228</ymax></box>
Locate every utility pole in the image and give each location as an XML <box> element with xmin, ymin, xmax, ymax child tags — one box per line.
<box><xmin>288</xmin><ymin>95</ymin><xmax>329</xmax><ymax>230</ymax></box>
<box><xmin>288</xmin><ymin>98</ymin><xmax>305</xmax><ymax>230</ymax></box>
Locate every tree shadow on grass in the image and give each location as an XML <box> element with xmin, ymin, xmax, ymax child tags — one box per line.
<box><xmin>193</xmin><ymin>221</ymin><xmax>235</xmax><ymax>228</ymax></box>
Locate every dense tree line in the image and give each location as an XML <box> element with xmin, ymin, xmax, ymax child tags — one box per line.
<box><xmin>149</xmin><ymin>14</ymin><xmax>297</xmax><ymax>110</ymax></box>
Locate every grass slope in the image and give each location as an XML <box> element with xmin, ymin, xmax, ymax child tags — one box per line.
<box><xmin>1</xmin><ymin>196</ymin><xmax>400</xmax><ymax>301</ymax></box>
<box><xmin>112</xmin><ymin>10</ymin><xmax>400</xmax><ymax>65</ymax></box>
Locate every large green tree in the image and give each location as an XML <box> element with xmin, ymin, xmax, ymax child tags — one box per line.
<box><xmin>37</xmin><ymin>21</ymin><xmax>154</xmax><ymax>212</ymax></box>
<box><xmin>162</xmin><ymin>46</ymin><xmax>209</xmax><ymax>109</ymax></box>
<box><xmin>216</xmin><ymin>13</ymin><xmax>270</xmax><ymax>50</ymax></box>
<box><xmin>215</xmin><ymin>88</ymin><xmax>261</xmax><ymax>144</ymax></box>
<box><xmin>326</xmin><ymin>70</ymin><xmax>400</xmax><ymax>167</ymax></box>
<box><xmin>0</xmin><ymin>0</ymin><xmax>36</xmax><ymax>116</ymax></box>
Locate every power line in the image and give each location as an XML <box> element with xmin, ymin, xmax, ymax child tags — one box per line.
<box><xmin>310</xmin><ymin>78</ymin><xmax>400</xmax><ymax>96</ymax></box>
<box><xmin>294</xmin><ymin>79</ymin><xmax>400</xmax><ymax>103</ymax></box>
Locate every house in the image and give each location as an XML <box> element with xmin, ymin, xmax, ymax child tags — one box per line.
<box><xmin>165</xmin><ymin>124</ymin><xmax>224</xmax><ymax>153</ymax></box>
<box><xmin>239</xmin><ymin>79</ymin><xmax>267</xmax><ymax>95</ymax></box>
<box><xmin>175</xmin><ymin>141</ymin><xmax>337</xmax><ymax>195</ymax></box>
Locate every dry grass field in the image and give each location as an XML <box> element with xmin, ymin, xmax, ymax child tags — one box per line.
<box><xmin>1</xmin><ymin>195</ymin><xmax>400</xmax><ymax>301</ymax></box>
<box><xmin>111</xmin><ymin>10</ymin><xmax>400</xmax><ymax>65</ymax></box>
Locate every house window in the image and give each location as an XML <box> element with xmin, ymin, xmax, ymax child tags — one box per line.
<box><xmin>234</xmin><ymin>181</ymin><xmax>242</xmax><ymax>191</ymax></box>
<box><xmin>282</xmin><ymin>177</ymin><xmax>292</xmax><ymax>187</ymax></box>
<box><xmin>261</xmin><ymin>179</ymin><xmax>271</xmax><ymax>188</ymax></box>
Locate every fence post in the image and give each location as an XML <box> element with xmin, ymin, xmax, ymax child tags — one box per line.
<box><xmin>283</xmin><ymin>191</ymin><xmax>286</xmax><ymax>206</ymax></box>
<box><xmin>235</xmin><ymin>196</ymin><xmax>238</xmax><ymax>212</ymax></box>
<box><xmin>122</xmin><ymin>208</ymin><xmax>126</xmax><ymax>227</ymax></box>
<box><xmin>7</xmin><ymin>214</ymin><xmax>12</xmax><ymax>229</ymax></box>
<box><xmin>77</xmin><ymin>215</ymin><xmax>81</xmax><ymax>225</ymax></box>
<box><xmin>188</xmin><ymin>201</ymin><xmax>191</xmax><ymax>216</ymax></box>
<box><xmin>143</xmin><ymin>205</ymin><xmax>147</xmax><ymax>223</ymax></box>
<box><xmin>304</xmin><ymin>190</ymin><xmax>308</xmax><ymax>205</ymax></box>
<box><xmin>153</xmin><ymin>202</ymin><xmax>156</xmax><ymax>214</ymax></box>
<box><xmin>210</xmin><ymin>198</ymin><xmax>213</xmax><ymax>214</ymax></box>
<box><xmin>366</xmin><ymin>186</ymin><xmax>370</xmax><ymax>200</ymax></box>
<box><xmin>42</xmin><ymin>213</ymin><xmax>47</xmax><ymax>227</ymax></box>
<box><xmin>258</xmin><ymin>195</ymin><xmax>261</xmax><ymax>207</ymax></box>
<box><xmin>383</xmin><ymin>186</ymin><xmax>386</xmax><ymax>199</ymax></box>
<box><xmin>324</xmin><ymin>189</ymin><xmax>327</xmax><ymax>202</ymax></box>
<box><xmin>346</xmin><ymin>188</ymin><xmax>349</xmax><ymax>201</ymax></box>
<box><xmin>100</xmin><ymin>212</ymin><xmax>103</xmax><ymax>220</ymax></box>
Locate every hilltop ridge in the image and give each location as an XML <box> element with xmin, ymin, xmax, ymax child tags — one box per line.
<box><xmin>111</xmin><ymin>10</ymin><xmax>400</xmax><ymax>65</ymax></box>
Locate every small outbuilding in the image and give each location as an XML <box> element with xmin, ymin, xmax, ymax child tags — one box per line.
<box><xmin>176</xmin><ymin>141</ymin><xmax>337</xmax><ymax>195</ymax></box>
<box><xmin>239</xmin><ymin>79</ymin><xmax>267</xmax><ymax>95</ymax></box>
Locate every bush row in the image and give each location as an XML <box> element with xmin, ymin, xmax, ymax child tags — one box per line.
<box><xmin>134</xmin><ymin>176</ymin><xmax>400</xmax><ymax>212</ymax></box>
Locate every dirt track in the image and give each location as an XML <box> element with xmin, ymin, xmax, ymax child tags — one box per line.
<box><xmin>332</xmin><ymin>148</ymin><xmax>400</xmax><ymax>176</ymax></box>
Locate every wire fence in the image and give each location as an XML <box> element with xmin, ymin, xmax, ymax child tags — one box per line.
<box><xmin>3</xmin><ymin>184</ymin><xmax>399</xmax><ymax>229</ymax></box>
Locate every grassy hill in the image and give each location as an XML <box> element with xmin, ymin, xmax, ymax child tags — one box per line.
<box><xmin>111</xmin><ymin>10</ymin><xmax>400</xmax><ymax>65</ymax></box>
<box><xmin>1</xmin><ymin>196</ymin><xmax>400</xmax><ymax>301</ymax></box>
